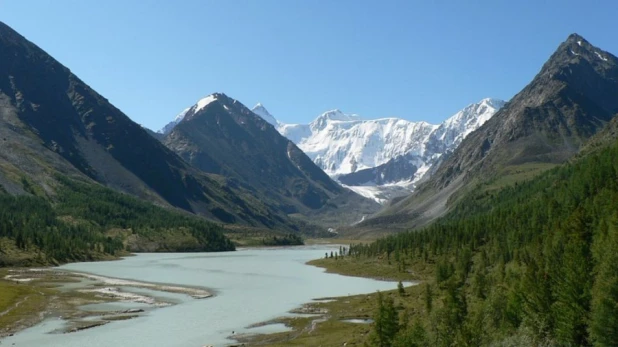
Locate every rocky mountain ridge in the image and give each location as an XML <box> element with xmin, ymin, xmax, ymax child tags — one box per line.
<box><xmin>160</xmin><ymin>93</ymin><xmax>380</xmax><ymax>227</ymax></box>
<box><xmin>245</xmin><ymin>98</ymin><xmax>505</xmax><ymax>203</ymax></box>
<box><xmin>361</xmin><ymin>33</ymin><xmax>618</xmax><ymax>231</ymax></box>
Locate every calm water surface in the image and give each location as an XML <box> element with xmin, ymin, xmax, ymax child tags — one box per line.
<box><xmin>4</xmin><ymin>246</ymin><xmax>407</xmax><ymax>347</ymax></box>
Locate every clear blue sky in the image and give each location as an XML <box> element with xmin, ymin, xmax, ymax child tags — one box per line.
<box><xmin>1</xmin><ymin>1</ymin><xmax>616</xmax><ymax>131</ymax></box>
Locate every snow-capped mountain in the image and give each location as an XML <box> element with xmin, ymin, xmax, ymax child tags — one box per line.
<box><xmin>300</xmin><ymin>115</ymin><xmax>436</xmax><ymax>176</ymax></box>
<box><xmin>250</xmin><ymin>98</ymin><xmax>505</xmax><ymax>203</ymax></box>
<box><xmin>158</xmin><ymin>95</ymin><xmax>224</xmax><ymax>135</ymax></box>
<box><xmin>158</xmin><ymin>107</ymin><xmax>190</xmax><ymax>135</ymax></box>
<box><xmin>158</xmin><ymin>92</ymin><xmax>380</xmax><ymax>227</ymax></box>
<box><xmin>251</xmin><ymin>103</ymin><xmax>279</xmax><ymax>127</ymax></box>
<box><xmin>425</xmin><ymin>98</ymin><xmax>506</xmax><ymax>155</ymax></box>
<box><xmin>159</xmin><ymin>97</ymin><xmax>504</xmax><ymax>204</ymax></box>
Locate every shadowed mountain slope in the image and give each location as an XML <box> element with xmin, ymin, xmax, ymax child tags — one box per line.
<box><xmin>359</xmin><ymin>33</ymin><xmax>618</xmax><ymax>233</ymax></box>
<box><xmin>162</xmin><ymin>93</ymin><xmax>380</xmax><ymax>227</ymax></box>
<box><xmin>0</xmin><ymin>21</ymin><xmax>298</xmax><ymax>230</ymax></box>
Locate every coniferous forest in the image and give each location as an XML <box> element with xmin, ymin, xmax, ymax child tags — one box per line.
<box><xmin>350</xmin><ymin>139</ymin><xmax>618</xmax><ymax>346</ymax></box>
<box><xmin>0</xmin><ymin>177</ymin><xmax>235</xmax><ymax>266</ymax></box>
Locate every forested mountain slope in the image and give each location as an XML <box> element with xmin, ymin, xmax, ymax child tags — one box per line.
<box><xmin>351</xmin><ymin>123</ymin><xmax>618</xmax><ymax>345</ymax></box>
<box><xmin>0</xmin><ymin>21</ymin><xmax>304</xmax><ymax>231</ymax></box>
<box><xmin>361</xmin><ymin>33</ymin><xmax>618</xmax><ymax>233</ymax></box>
<box><xmin>0</xmin><ymin>177</ymin><xmax>235</xmax><ymax>266</ymax></box>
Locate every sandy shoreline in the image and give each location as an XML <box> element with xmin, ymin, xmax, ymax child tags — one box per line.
<box><xmin>0</xmin><ymin>268</ymin><xmax>214</xmax><ymax>339</ymax></box>
<box><xmin>70</xmin><ymin>272</ymin><xmax>213</xmax><ymax>299</ymax></box>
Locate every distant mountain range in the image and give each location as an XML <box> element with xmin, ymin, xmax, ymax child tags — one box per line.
<box><xmin>161</xmin><ymin>97</ymin><xmax>504</xmax><ymax>204</ymax></box>
<box><xmin>158</xmin><ymin>92</ymin><xmax>379</xmax><ymax>227</ymax></box>
<box><xmin>160</xmin><ymin>99</ymin><xmax>504</xmax><ymax>204</ymax></box>
<box><xmin>162</xmin><ymin>99</ymin><xmax>494</xmax><ymax>204</ymax></box>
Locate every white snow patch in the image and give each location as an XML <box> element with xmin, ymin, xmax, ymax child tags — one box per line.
<box><xmin>595</xmin><ymin>51</ymin><xmax>609</xmax><ymax>62</ymax></box>
<box><xmin>174</xmin><ymin>107</ymin><xmax>190</xmax><ymax>122</ymax></box>
<box><xmin>577</xmin><ymin>40</ymin><xmax>582</xmax><ymax>46</ymax></box>
<box><xmin>570</xmin><ymin>49</ymin><xmax>580</xmax><ymax>56</ymax></box>
<box><xmin>352</xmin><ymin>215</ymin><xmax>366</xmax><ymax>225</ymax></box>
<box><xmin>343</xmin><ymin>182</ymin><xmax>415</xmax><ymax>204</ymax></box>
<box><xmin>194</xmin><ymin>94</ymin><xmax>218</xmax><ymax>113</ymax></box>
<box><xmin>277</xmin><ymin>98</ymin><xmax>503</xmax><ymax>179</ymax></box>
<box><xmin>158</xmin><ymin>107</ymin><xmax>191</xmax><ymax>134</ymax></box>
<box><xmin>251</xmin><ymin>103</ymin><xmax>279</xmax><ymax>126</ymax></box>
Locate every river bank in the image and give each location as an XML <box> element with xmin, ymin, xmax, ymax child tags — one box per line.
<box><xmin>1</xmin><ymin>247</ymin><xmax>409</xmax><ymax>346</ymax></box>
<box><xmin>233</xmin><ymin>254</ymin><xmax>426</xmax><ymax>346</ymax></box>
<box><xmin>0</xmin><ymin>267</ymin><xmax>212</xmax><ymax>340</ymax></box>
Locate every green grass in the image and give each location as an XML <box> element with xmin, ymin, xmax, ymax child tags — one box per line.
<box><xmin>0</xmin><ymin>270</ymin><xmax>52</xmax><ymax>335</ymax></box>
<box><xmin>0</xmin><ymin>238</ymin><xmax>43</xmax><ymax>266</ymax></box>
<box><xmin>308</xmin><ymin>255</ymin><xmax>431</xmax><ymax>282</ymax></box>
<box><xmin>243</xmin><ymin>283</ymin><xmax>429</xmax><ymax>346</ymax></box>
<box><xmin>239</xmin><ymin>255</ymin><xmax>438</xmax><ymax>346</ymax></box>
<box><xmin>483</xmin><ymin>162</ymin><xmax>558</xmax><ymax>192</ymax></box>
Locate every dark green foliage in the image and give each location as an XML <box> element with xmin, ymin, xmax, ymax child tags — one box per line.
<box><xmin>357</xmin><ymin>138</ymin><xmax>618</xmax><ymax>345</ymax></box>
<box><xmin>424</xmin><ymin>283</ymin><xmax>433</xmax><ymax>313</ymax></box>
<box><xmin>371</xmin><ymin>292</ymin><xmax>400</xmax><ymax>347</ymax></box>
<box><xmin>589</xmin><ymin>214</ymin><xmax>618</xmax><ymax>345</ymax></box>
<box><xmin>261</xmin><ymin>233</ymin><xmax>303</xmax><ymax>246</ymax></box>
<box><xmin>0</xmin><ymin>177</ymin><xmax>235</xmax><ymax>265</ymax></box>
<box><xmin>397</xmin><ymin>281</ymin><xmax>405</xmax><ymax>296</ymax></box>
<box><xmin>55</xmin><ymin>177</ymin><xmax>235</xmax><ymax>252</ymax></box>
<box><xmin>0</xmin><ymin>194</ymin><xmax>123</xmax><ymax>264</ymax></box>
<box><xmin>392</xmin><ymin>321</ymin><xmax>427</xmax><ymax>347</ymax></box>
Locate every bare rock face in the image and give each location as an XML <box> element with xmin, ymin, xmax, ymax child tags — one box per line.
<box><xmin>161</xmin><ymin>93</ymin><xmax>380</xmax><ymax>226</ymax></box>
<box><xmin>363</xmin><ymin>33</ymin><xmax>618</xmax><ymax>232</ymax></box>
<box><xmin>0</xmin><ymin>21</ymin><xmax>296</xmax><ymax>229</ymax></box>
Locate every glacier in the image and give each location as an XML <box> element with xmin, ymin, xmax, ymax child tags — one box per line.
<box><xmin>251</xmin><ymin>98</ymin><xmax>505</xmax><ymax>203</ymax></box>
<box><xmin>160</xmin><ymin>94</ymin><xmax>505</xmax><ymax>203</ymax></box>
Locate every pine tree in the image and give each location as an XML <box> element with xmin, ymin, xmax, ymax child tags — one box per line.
<box><xmin>552</xmin><ymin>209</ymin><xmax>592</xmax><ymax>345</ymax></box>
<box><xmin>393</xmin><ymin>321</ymin><xmax>427</xmax><ymax>347</ymax></box>
<box><xmin>424</xmin><ymin>283</ymin><xmax>433</xmax><ymax>313</ymax></box>
<box><xmin>371</xmin><ymin>291</ymin><xmax>399</xmax><ymax>347</ymax></box>
<box><xmin>589</xmin><ymin>215</ymin><xmax>618</xmax><ymax>345</ymax></box>
<box><xmin>397</xmin><ymin>281</ymin><xmax>405</xmax><ymax>296</ymax></box>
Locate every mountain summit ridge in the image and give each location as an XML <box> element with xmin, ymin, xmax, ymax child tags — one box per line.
<box><xmin>0</xmin><ymin>21</ymin><xmax>291</xmax><ymax>228</ymax></box>
<box><xmin>363</xmin><ymin>33</ymin><xmax>618</xmax><ymax>230</ymax></box>
<box><xmin>159</xmin><ymin>95</ymin><xmax>504</xmax><ymax>203</ymax></box>
<box><xmin>161</xmin><ymin>93</ymin><xmax>380</xmax><ymax>227</ymax></box>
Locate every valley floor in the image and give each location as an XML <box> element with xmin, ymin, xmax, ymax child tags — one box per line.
<box><xmin>238</xmin><ymin>255</ymin><xmax>429</xmax><ymax>346</ymax></box>
<box><xmin>1</xmin><ymin>248</ymin><xmax>423</xmax><ymax>346</ymax></box>
<box><xmin>0</xmin><ymin>268</ymin><xmax>212</xmax><ymax>340</ymax></box>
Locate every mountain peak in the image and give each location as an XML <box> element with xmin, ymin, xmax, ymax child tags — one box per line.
<box><xmin>157</xmin><ymin>93</ymin><xmax>226</xmax><ymax>134</ymax></box>
<box><xmin>550</xmin><ymin>33</ymin><xmax>616</xmax><ymax>66</ymax></box>
<box><xmin>321</xmin><ymin>109</ymin><xmax>347</xmax><ymax>119</ymax></box>
<box><xmin>317</xmin><ymin>109</ymin><xmax>362</xmax><ymax>122</ymax></box>
<box><xmin>561</xmin><ymin>33</ymin><xmax>596</xmax><ymax>53</ymax></box>
<box><xmin>251</xmin><ymin>103</ymin><xmax>278</xmax><ymax>126</ymax></box>
<box><xmin>566</xmin><ymin>33</ymin><xmax>586</xmax><ymax>44</ymax></box>
<box><xmin>309</xmin><ymin>109</ymin><xmax>363</xmax><ymax>131</ymax></box>
<box><xmin>429</xmin><ymin>97</ymin><xmax>506</xmax><ymax>153</ymax></box>
<box><xmin>479</xmin><ymin>98</ymin><xmax>506</xmax><ymax>109</ymax></box>
<box><xmin>194</xmin><ymin>93</ymin><xmax>226</xmax><ymax>113</ymax></box>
